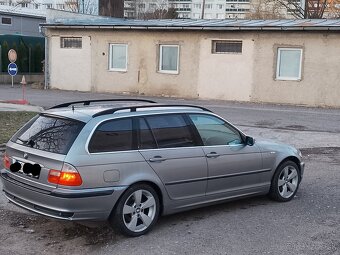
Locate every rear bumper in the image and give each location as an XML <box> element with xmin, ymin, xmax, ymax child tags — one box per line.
<box><xmin>1</xmin><ymin>170</ymin><xmax>127</xmax><ymax>221</ymax></box>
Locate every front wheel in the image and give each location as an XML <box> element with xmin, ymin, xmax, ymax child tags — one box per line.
<box><xmin>110</xmin><ymin>184</ymin><xmax>160</xmax><ymax>237</ymax></box>
<box><xmin>269</xmin><ymin>160</ymin><xmax>300</xmax><ymax>202</ymax></box>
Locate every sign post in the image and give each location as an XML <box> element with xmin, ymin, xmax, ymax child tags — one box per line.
<box><xmin>8</xmin><ymin>62</ymin><xmax>18</xmax><ymax>87</ymax></box>
<box><xmin>8</xmin><ymin>49</ymin><xmax>18</xmax><ymax>88</ymax></box>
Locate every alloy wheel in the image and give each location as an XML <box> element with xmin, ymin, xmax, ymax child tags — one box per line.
<box><xmin>278</xmin><ymin>166</ymin><xmax>299</xmax><ymax>199</ymax></box>
<box><xmin>122</xmin><ymin>189</ymin><xmax>157</xmax><ymax>233</ymax></box>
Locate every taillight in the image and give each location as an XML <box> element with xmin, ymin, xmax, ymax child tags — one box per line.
<box><xmin>3</xmin><ymin>153</ymin><xmax>11</xmax><ymax>170</ymax></box>
<box><xmin>48</xmin><ymin>163</ymin><xmax>82</xmax><ymax>186</ymax></box>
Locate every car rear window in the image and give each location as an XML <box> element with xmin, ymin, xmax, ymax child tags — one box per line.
<box><xmin>12</xmin><ymin>114</ymin><xmax>85</xmax><ymax>155</ymax></box>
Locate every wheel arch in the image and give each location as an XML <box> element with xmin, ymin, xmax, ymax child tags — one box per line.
<box><xmin>273</xmin><ymin>156</ymin><xmax>302</xmax><ymax>182</ymax></box>
<box><xmin>110</xmin><ymin>180</ymin><xmax>165</xmax><ymax>218</ymax></box>
<box><xmin>279</xmin><ymin>156</ymin><xmax>301</xmax><ymax>172</ymax></box>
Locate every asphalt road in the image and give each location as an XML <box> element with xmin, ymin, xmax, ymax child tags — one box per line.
<box><xmin>0</xmin><ymin>147</ymin><xmax>339</xmax><ymax>255</ymax></box>
<box><xmin>0</xmin><ymin>85</ymin><xmax>339</xmax><ymax>133</ymax></box>
<box><xmin>0</xmin><ymin>85</ymin><xmax>339</xmax><ymax>255</ymax></box>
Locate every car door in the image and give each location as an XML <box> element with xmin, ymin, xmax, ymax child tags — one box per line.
<box><xmin>188</xmin><ymin>113</ymin><xmax>264</xmax><ymax>196</ymax></box>
<box><xmin>137</xmin><ymin>114</ymin><xmax>208</xmax><ymax>200</ymax></box>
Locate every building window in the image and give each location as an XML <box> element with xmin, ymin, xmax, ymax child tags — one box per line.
<box><xmin>1</xmin><ymin>17</ymin><xmax>11</xmax><ymax>25</ymax></box>
<box><xmin>56</xmin><ymin>4</ymin><xmax>65</xmax><ymax>9</ymax></box>
<box><xmin>109</xmin><ymin>44</ymin><xmax>128</xmax><ymax>71</ymax></box>
<box><xmin>276</xmin><ymin>48</ymin><xmax>302</xmax><ymax>80</ymax></box>
<box><xmin>159</xmin><ymin>45</ymin><xmax>179</xmax><ymax>74</ymax></box>
<box><xmin>212</xmin><ymin>40</ymin><xmax>242</xmax><ymax>54</ymax></box>
<box><xmin>60</xmin><ymin>37</ymin><xmax>82</xmax><ymax>49</ymax></box>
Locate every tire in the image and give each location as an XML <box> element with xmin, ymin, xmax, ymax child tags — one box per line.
<box><xmin>269</xmin><ymin>160</ymin><xmax>300</xmax><ymax>202</ymax></box>
<box><xmin>110</xmin><ymin>184</ymin><xmax>160</xmax><ymax>237</ymax></box>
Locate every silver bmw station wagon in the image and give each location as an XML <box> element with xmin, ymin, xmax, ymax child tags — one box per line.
<box><xmin>1</xmin><ymin>99</ymin><xmax>304</xmax><ymax>236</ymax></box>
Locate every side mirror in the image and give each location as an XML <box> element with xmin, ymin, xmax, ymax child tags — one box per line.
<box><xmin>246</xmin><ymin>136</ymin><xmax>255</xmax><ymax>146</ymax></box>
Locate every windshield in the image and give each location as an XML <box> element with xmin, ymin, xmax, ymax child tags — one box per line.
<box><xmin>12</xmin><ymin>114</ymin><xmax>85</xmax><ymax>155</ymax></box>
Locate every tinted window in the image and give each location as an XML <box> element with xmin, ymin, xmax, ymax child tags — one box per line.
<box><xmin>189</xmin><ymin>114</ymin><xmax>242</xmax><ymax>146</ymax></box>
<box><xmin>89</xmin><ymin>118</ymin><xmax>133</xmax><ymax>153</ymax></box>
<box><xmin>145</xmin><ymin>114</ymin><xmax>196</xmax><ymax>148</ymax></box>
<box><xmin>14</xmin><ymin>115</ymin><xmax>84</xmax><ymax>154</ymax></box>
<box><xmin>138</xmin><ymin>118</ymin><xmax>157</xmax><ymax>149</ymax></box>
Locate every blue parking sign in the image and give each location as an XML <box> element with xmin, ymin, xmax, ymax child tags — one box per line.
<box><xmin>8</xmin><ymin>62</ymin><xmax>18</xmax><ymax>76</ymax></box>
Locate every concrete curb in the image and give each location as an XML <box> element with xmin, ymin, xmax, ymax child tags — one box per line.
<box><xmin>0</xmin><ymin>102</ymin><xmax>43</xmax><ymax>112</ymax></box>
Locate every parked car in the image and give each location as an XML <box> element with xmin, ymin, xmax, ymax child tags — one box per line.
<box><xmin>1</xmin><ymin>99</ymin><xmax>304</xmax><ymax>236</ymax></box>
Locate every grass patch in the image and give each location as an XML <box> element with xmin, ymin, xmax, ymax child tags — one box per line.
<box><xmin>0</xmin><ymin>111</ymin><xmax>37</xmax><ymax>144</ymax></box>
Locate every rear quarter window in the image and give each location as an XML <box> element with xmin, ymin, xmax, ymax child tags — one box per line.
<box><xmin>12</xmin><ymin>115</ymin><xmax>85</xmax><ymax>155</ymax></box>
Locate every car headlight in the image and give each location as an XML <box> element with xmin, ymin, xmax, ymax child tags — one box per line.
<box><xmin>298</xmin><ymin>150</ymin><xmax>302</xmax><ymax>158</ymax></box>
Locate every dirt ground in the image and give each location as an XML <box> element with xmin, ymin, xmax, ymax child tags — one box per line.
<box><xmin>0</xmin><ymin>147</ymin><xmax>339</xmax><ymax>255</ymax></box>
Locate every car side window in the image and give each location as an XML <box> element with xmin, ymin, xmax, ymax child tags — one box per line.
<box><xmin>189</xmin><ymin>114</ymin><xmax>243</xmax><ymax>146</ymax></box>
<box><xmin>145</xmin><ymin>114</ymin><xmax>196</xmax><ymax>148</ymax></box>
<box><xmin>138</xmin><ymin>118</ymin><xmax>157</xmax><ymax>149</ymax></box>
<box><xmin>88</xmin><ymin>118</ymin><xmax>133</xmax><ymax>153</ymax></box>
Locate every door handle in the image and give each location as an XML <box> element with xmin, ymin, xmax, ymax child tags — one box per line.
<box><xmin>149</xmin><ymin>156</ymin><xmax>166</xmax><ymax>162</ymax></box>
<box><xmin>206</xmin><ymin>152</ymin><xmax>220</xmax><ymax>158</ymax></box>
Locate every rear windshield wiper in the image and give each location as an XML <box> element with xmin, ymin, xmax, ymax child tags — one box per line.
<box><xmin>17</xmin><ymin>137</ymin><xmax>35</xmax><ymax>147</ymax></box>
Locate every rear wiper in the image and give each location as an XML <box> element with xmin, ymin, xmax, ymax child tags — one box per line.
<box><xmin>17</xmin><ymin>137</ymin><xmax>35</xmax><ymax>147</ymax></box>
<box><xmin>17</xmin><ymin>137</ymin><xmax>28</xmax><ymax>143</ymax></box>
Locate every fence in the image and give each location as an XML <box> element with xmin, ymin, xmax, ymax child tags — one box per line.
<box><xmin>0</xmin><ymin>34</ymin><xmax>45</xmax><ymax>74</ymax></box>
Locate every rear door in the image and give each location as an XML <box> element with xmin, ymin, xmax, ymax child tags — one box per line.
<box><xmin>188</xmin><ymin>114</ymin><xmax>264</xmax><ymax>196</ymax></box>
<box><xmin>138</xmin><ymin>114</ymin><xmax>208</xmax><ymax>200</ymax></box>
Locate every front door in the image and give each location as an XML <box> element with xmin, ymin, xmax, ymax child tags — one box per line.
<box><xmin>188</xmin><ymin>114</ymin><xmax>263</xmax><ymax>196</ymax></box>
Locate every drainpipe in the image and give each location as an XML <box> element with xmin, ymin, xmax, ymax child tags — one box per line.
<box><xmin>40</xmin><ymin>26</ymin><xmax>49</xmax><ymax>90</ymax></box>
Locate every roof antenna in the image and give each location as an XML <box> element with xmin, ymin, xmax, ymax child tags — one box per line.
<box><xmin>72</xmin><ymin>105</ymin><xmax>75</xmax><ymax>112</ymax></box>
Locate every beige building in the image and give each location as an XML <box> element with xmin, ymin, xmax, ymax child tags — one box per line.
<box><xmin>41</xmin><ymin>13</ymin><xmax>340</xmax><ymax>107</ymax></box>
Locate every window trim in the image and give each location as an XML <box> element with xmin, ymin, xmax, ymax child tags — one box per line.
<box><xmin>276</xmin><ymin>47</ymin><xmax>303</xmax><ymax>81</ymax></box>
<box><xmin>212</xmin><ymin>40</ymin><xmax>242</xmax><ymax>54</ymax></box>
<box><xmin>159</xmin><ymin>44</ymin><xmax>180</xmax><ymax>74</ymax></box>
<box><xmin>60</xmin><ymin>37</ymin><xmax>82</xmax><ymax>49</ymax></box>
<box><xmin>1</xmin><ymin>16</ymin><xmax>12</xmax><ymax>25</ymax></box>
<box><xmin>109</xmin><ymin>43</ymin><xmax>128</xmax><ymax>72</ymax></box>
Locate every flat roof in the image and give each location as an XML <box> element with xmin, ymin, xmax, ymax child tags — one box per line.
<box><xmin>0</xmin><ymin>6</ymin><xmax>46</xmax><ymax>19</ymax></box>
<box><xmin>41</xmin><ymin>18</ymin><xmax>340</xmax><ymax>31</ymax></box>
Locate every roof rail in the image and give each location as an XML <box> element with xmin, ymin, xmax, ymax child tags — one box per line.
<box><xmin>92</xmin><ymin>104</ymin><xmax>212</xmax><ymax>117</ymax></box>
<box><xmin>49</xmin><ymin>99</ymin><xmax>156</xmax><ymax>109</ymax></box>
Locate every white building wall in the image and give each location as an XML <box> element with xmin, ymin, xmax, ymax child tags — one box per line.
<box><xmin>0</xmin><ymin>0</ymin><xmax>98</xmax><ymax>14</ymax></box>
<box><xmin>191</xmin><ymin>0</ymin><xmax>226</xmax><ymax>19</ymax></box>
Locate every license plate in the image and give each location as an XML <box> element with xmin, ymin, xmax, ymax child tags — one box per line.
<box><xmin>11</xmin><ymin>160</ymin><xmax>41</xmax><ymax>179</ymax></box>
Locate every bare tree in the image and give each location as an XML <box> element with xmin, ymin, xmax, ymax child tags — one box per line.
<box><xmin>141</xmin><ymin>7</ymin><xmax>178</xmax><ymax>19</ymax></box>
<box><xmin>246</xmin><ymin>0</ymin><xmax>285</xmax><ymax>19</ymax></box>
<box><xmin>265</xmin><ymin>0</ymin><xmax>333</xmax><ymax>18</ymax></box>
<box><xmin>134</xmin><ymin>0</ymin><xmax>178</xmax><ymax>19</ymax></box>
<box><xmin>66</xmin><ymin>0</ymin><xmax>98</xmax><ymax>14</ymax></box>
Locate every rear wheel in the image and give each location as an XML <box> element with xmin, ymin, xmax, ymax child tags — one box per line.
<box><xmin>269</xmin><ymin>160</ymin><xmax>300</xmax><ymax>202</ymax></box>
<box><xmin>110</xmin><ymin>184</ymin><xmax>160</xmax><ymax>237</ymax></box>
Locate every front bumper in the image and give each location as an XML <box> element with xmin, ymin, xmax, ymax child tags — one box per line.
<box><xmin>1</xmin><ymin>170</ymin><xmax>127</xmax><ymax>221</ymax></box>
<box><xmin>300</xmin><ymin>161</ymin><xmax>305</xmax><ymax>181</ymax></box>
